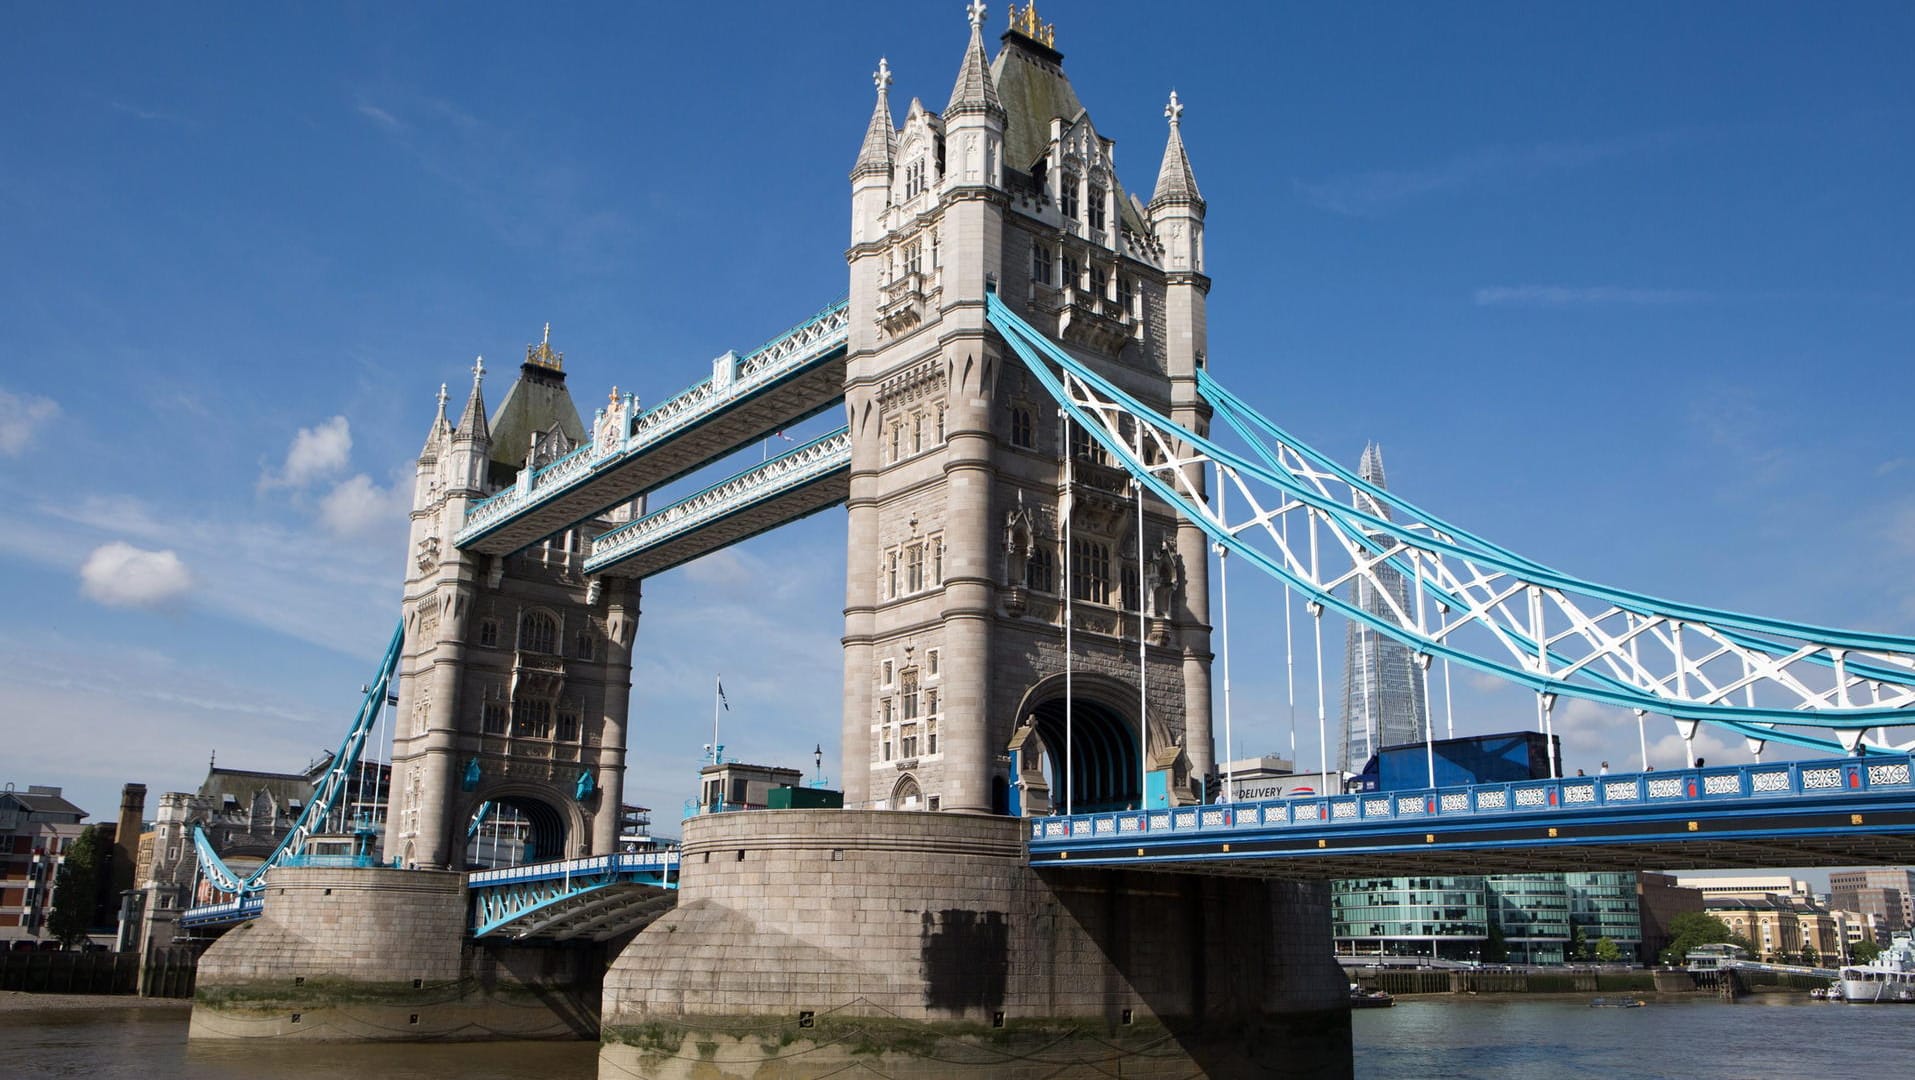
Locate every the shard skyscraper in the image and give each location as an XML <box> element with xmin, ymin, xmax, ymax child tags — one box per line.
<box><xmin>1338</xmin><ymin>443</ymin><xmax>1431</xmax><ymax>773</ymax></box>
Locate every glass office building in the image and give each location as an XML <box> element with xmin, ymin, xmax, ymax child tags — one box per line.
<box><xmin>1332</xmin><ymin>877</ymin><xmax>1490</xmax><ymax>962</ymax></box>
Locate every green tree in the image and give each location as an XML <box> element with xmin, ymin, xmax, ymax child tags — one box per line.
<box><xmin>1852</xmin><ymin>939</ymin><xmax>1882</xmax><ymax>964</ymax></box>
<box><xmin>1658</xmin><ymin>911</ymin><xmax>1750</xmax><ymax>965</ymax></box>
<box><xmin>1570</xmin><ymin>923</ymin><xmax>1589</xmax><ymax>960</ymax></box>
<box><xmin>1593</xmin><ymin>936</ymin><xmax>1623</xmax><ymax>962</ymax></box>
<box><xmin>1484</xmin><ymin>922</ymin><xmax>1508</xmax><ymax>964</ymax></box>
<box><xmin>1800</xmin><ymin>945</ymin><xmax>1819</xmax><ymax>967</ymax></box>
<box><xmin>46</xmin><ymin>826</ymin><xmax>108</xmax><ymax>948</ymax></box>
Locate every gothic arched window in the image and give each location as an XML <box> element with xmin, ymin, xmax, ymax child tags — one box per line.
<box><xmin>1010</xmin><ymin>406</ymin><xmax>1034</xmax><ymax>449</ymax></box>
<box><xmin>1026</xmin><ymin>546</ymin><xmax>1056</xmax><ymax>593</ymax></box>
<box><xmin>519</xmin><ymin>611</ymin><xmax>557</xmax><ymax>655</ymax></box>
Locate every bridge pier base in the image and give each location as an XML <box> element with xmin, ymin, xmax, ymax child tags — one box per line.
<box><xmin>188</xmin><ymin>867</ymin><xmax>606</xmax><ymax>1041</ymax></box>
<box><xmin>601</xmin><ymin>811</ymin><xmax>1350</xmax><ymax>1079</ymax></box>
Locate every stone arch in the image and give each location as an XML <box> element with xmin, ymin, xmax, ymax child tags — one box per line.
<box><xmin>891</xmin><ymin>774</ymin><xmax>923</xmax><ymax>810</ymax></box>
<box><xmin>460</xmin><ymin>783</ymin><xmax>583</xmax><ymax>867</ymax></box>
<box><xmin>1010</xmin><ymin>671</ymin><xmax>1185</xmax><ymax>813</ymax></box>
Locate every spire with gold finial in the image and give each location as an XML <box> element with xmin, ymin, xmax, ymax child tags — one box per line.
<box><xmin>1007</xmin><ymin>3</ymin><xmax>1056</xmax><ymax>48</ymax></box>
<box><xmin>945</xmin><ymin>1</ymin><xmax>1004</xmax><ymax>120</ymax></box>
<box><xmin>853</xmin><ymin>57</ymin><xmax>898</xmax><ymax>180</ymax></box>
<box><xmin>1150</xmin><ymin>90</ymin><xmax>1204</xmax><ymax>211</ymax></box>
<box><xmin>525</xmin><ymin>322</ymin><xmax>564</xmax><ymax>371</ymax></box>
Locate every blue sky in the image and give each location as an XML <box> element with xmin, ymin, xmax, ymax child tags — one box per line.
<box><xmin>2</xmin><ymin>2</ymin><xmax>1912</xmax><ymax>856</ymax></box>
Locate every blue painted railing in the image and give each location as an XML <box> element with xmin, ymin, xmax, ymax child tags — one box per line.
<box><xmin>1028</xmin><ymin>755</ymin><xmax>1915</xmax><ymax>847</ymax></box>
<box><xmin>179</xmin><ymin>894</ymin><xmax>264</xmax><ymax>928</ymax></box>
<box><xmin>456</xmin><ymin>298</ymin><xmax>849</xmax><ymax>546</ymax></box>
<box><xmin>466</xmin><ymin>850</ymin><xmax>679</xmax><ymax>889</ymax></box>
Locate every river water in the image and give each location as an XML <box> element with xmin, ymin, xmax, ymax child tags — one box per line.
<box><xmin>4</xmin><ymin>994</ymin><xmax>1912</xmax><ymax>1078</ymax></box>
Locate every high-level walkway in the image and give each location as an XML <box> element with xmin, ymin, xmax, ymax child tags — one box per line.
<box><xmin>454</xmin><ymin>300</ymin><xmax>848</xmax><ymax>555</ymax></box>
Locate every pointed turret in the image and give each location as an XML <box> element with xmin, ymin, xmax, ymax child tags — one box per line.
<box><xmin>454</xmin><ymin>357</ymin><xmax>490</xmax><ymax>445</ymax></box>
<box><xmin>853</xmin><ymin>58</ymin><xmax>897</xmax><ymax>181</ymax></box>
<box><xmin>418</xmin><ymin>383</ymin><xmax>451</xmax><ymax>463</ymax></box>
<box><xmin>1149</xmin><ymin>91</ymin><xmax>1204</xmax><ymax>211</ymax></box>
<box><xmin>941</xmin><ymin>2</ymin><xmax>1005</xmax><ymax>191</ymax></box>
<box><xmin>945</xmin><ymin>1</ymin><xmax>1004</xmax><ymax>121</ymax></box>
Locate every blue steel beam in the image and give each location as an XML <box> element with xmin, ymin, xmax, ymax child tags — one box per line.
<box><xmin>582</xmin><ymin>428</ymin><xmax>850</xmax><ymax>579</ymax></box>
<box><xmin>456</xmin><ymin>300</ymin><xmax>849</xmax><ymax>556</ymax></box>
<box><xmin>468</xmin><ymin>852</ymin><xmax>680</xmax><ymax>940</ymax></box>
<box><xmin>985</xmin><ymin>295</ymin><xmax>1915</xmax><ymax>751</ymax></box>
<box><xmin>191</xmin><ymin>621</ymin><xmax>403</xmax><ymax>898</ymax></box>
<box><xmin>1027</xmin><ymin>755</ymin><xmax>1915</xmax><ymax>879</ymax></box>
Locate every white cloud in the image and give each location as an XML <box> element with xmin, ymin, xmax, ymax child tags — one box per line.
<box><xmin>1294</xmin><ymin>132</ymin><xmax>1677</xmax><ymax>217</ymax></box>
<box><xmin>78</xmin><ymin>541</ymin><xmax>192</xmax><ymax>609</ymax></box>
<box><xmin>355</xmin><ymin>103</ymin><xmax>403</xmax><ymax>132</ymax></box>
<box><xmin>0</xmin><ymin>388</ymin><xmax>59</xmax><ymax>456</ymax></box>
<box><xmin>261</xmin><ymin>415</ymin><xmax>352</xmax><ymax>490</ymax></box>
<box><xmin>1473</xmin><ymin>285</ymin><xmax>1708</xmax><ymax>308</ymax></box>
<box><xmin>1466</xmin><ymin>672</ymin><xmax>1508</xmax><ymax>694</ymax></box>
<box><xmin>319</xmin><ymin>474</ymin><xmax>408</xmax><ymax>537</ymax></box>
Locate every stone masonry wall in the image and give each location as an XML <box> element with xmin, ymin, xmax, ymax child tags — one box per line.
<box><xmin>189</xmin><ymin>866</ymin><xmax>600</xmax><ymax>1042</ymax></box>
<box><xmin>601</xmin><ymin>810</ymin><xmax>1350</xmax><ymax>1078</ymax></box>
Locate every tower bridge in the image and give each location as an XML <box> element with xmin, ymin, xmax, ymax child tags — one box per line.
<box><xmin>179</xmin><ymin>6</ymin><xmax>1915</xmax><ymax>1077</ymax></box>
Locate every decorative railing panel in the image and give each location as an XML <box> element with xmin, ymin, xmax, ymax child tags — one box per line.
<box><xmin>1027</xmin><ymin>755</ymin><xmax>1915</xmax><ymax>862</ymax></box>
<box><xmin>458</xmin><ymin>300</ymin><xmax>849</xmax><ymax>545</ymax></box>
<box><xmin>584</xmin><ymin>428</ymin><xmax>851</xmax><ymax>575</ymax></box>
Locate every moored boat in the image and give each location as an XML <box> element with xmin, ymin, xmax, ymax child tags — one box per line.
<box><xmin>1589</xmin><ymin>997</ymin><xmax>1646</xmax><ymax>1008</ymax></box>
<box><xmin>1840</xmin><ymin>933</ymin><xmax>1915</xmax><ymax>1003</ymax></box>
<box><xmin>1349</xmin><ymin>983</ymin><xmax>1395</xmax><ymax>1008</ymax></box>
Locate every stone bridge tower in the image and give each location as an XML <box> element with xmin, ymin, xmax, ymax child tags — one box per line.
<box><xmin>841</xmin><ymin>4</ymin><xmax>1214</xmax><ymax>815</ymax></box>
<box><xmin>384</xmin><ymin>334</ymin><xmax>640</xmax><ymax>869</ymax></box>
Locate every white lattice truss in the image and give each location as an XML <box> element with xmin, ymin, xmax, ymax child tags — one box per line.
<box><xmin>986</xmin><ymin>294</ymin><xmax>1915</xmax><ymax>757</ymax></box>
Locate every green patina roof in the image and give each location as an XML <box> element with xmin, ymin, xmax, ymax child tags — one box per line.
<box><xmin>991</xmin><ymin>33</ymin><xmax>1148</xmax><ymax>237</ymax></box>
<box><xmin>991</xmin><ymin>34</ymin><xmax>1082</xmax><ymax>176</ymax></box>
<box><xmin>489</xmin><ymin>365</ymin><xmax>586</xmax><ymax>468</ymax></box>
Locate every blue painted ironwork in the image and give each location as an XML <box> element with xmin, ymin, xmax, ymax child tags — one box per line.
<box><xmin>179</xmin><ymin>894</ymin><xmax>264</xmax><ymax>929</ymax></box>
<box><xmin>583</xmin><ymin>427</ymin><xmax>851</xmax><ymax>577</ymax></box>
<box><xmin>1028</xmin><ymin>754</ymin><xmax>1915</xmax><ymax>870</ymax></box>
<box><xmin>468</xmin><ymin>852</ymin><xmax>680</xmax><ymax>940</ymax></box>
<box><xmin>190</xmin><ymin>620</ymin><xmax>404</xmax><ymax>898</ymax></box>
<box><xmin>985</xmin><ymin>294</ymin><xmax>1915</xmax><ymax>753</ymax></box>
<box><xmin>455</xmin><ymin>299</ymin><xmax>850</xmax><ymax>549</ymax></box>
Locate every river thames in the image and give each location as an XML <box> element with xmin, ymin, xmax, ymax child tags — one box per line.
<box><xmin>5</xmin><ymin>993</ymin><xmax>1914</xmax><ymax>1078</ymax></box>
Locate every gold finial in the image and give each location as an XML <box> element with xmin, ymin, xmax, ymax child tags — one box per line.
<box><xmin>608</xmin><ymin>386</ymin><xmax>620</xmax><ymax>407</ymax></box>
<box><xmin>526</xmin><ymin>322</ymin><xmax>564</xmax><ymax>370</ymax></box>
<box><xmin>1008</xmin><ymin>3</ymin><xmax>1056</xmax><ymax>48</ymax></box>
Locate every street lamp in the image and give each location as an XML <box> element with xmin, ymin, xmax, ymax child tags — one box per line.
<box><xmin>814</xmin><ymin>744</ymin><xmax>823</xmax><ymax>785</ymax></box>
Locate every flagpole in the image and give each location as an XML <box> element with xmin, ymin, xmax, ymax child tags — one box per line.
<box><xmin>712</xmin><ymin>674</ymin><xmax>722</xmax><ymax>766</ymax></box>
<box><xmin>1062</xmin><ymin>410</ymin><xmax>1074</xmax><ymax>817</ymax></box>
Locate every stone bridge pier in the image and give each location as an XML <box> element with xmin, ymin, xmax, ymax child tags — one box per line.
<box><xmin>600</xmin><ymin>810</ymin><xmax>1350</xmax><ymax>1079</ymax></box>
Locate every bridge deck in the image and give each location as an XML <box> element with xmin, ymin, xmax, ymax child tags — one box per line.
<box><xmin>1028</xmin><ymin>757</ymin><xmax>1915</xmax><ymax>879</ymax></box>
<box><xmin>468</xmin><ymin>852</ymin><xmax>679</xmax><ymax>941</ymax></box>
<box><xmin>456</xmin><ymin>302</ymin><xmax>848</xmax><ymax>556</ymax></box>
<box><xmin>582</xmin><ymin>428</ymin><xmax>849</xmax><ymax>579</ymax></box>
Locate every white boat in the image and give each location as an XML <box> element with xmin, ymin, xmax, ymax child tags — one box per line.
<box><xmin>1840</xmin><ymin>933</ymin><xmax>1915</xmax><ymax>1003</ymax></box>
